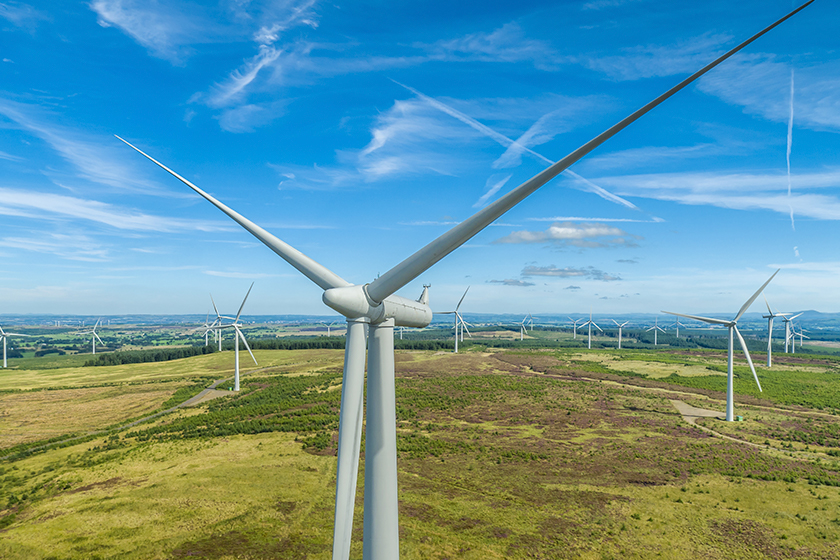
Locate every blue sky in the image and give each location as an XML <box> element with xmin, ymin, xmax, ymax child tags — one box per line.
<box><xmin>1</xmin><ymin>0</ymin><xmax>838</xmax><ymax>318</ymax></box>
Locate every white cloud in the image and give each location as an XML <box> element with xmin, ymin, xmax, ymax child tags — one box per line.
<box><xmin>0</xmin><ymin>98</ymin><xmax>174</xmax><ymax>194</ymax></box>
<box><xmin>0</xmin><ymin>1</ymin><xmax>46</xmax><ymax>29</ymax></box>
<box><xmin>495</xmin><ymin>221</ymin><xmax>641</xmax><ymax>248</ymax></box>
<box><xmin>0</xmin><ymin>232</ymin><xmax>110</xmax><ymax>261</ymax></box>
<box><xmin>584</xmin><ymin>32</ymin><xmax>731</xmax><ymax>81</ymax></box>
<box><xmin>596</xmin><ymin>169</ymin><xmax>840</xmax><ymax>221</ymax></box>
<box><xmin>90</xmin><ymin>0</ymin><xmax>208</xmax><ymax>63</ymax></box>
<box><xmin>418</xmin><ymin>23</ymin><xmax>561</xmax><ymax>70</ymax></box>
<box><xmin>0</xmin><ymin>187</ymin><xmax>231</xmax><ymax>232</ymax></box>
<box><xmin>698</xmin><ymin>57</ymin><xmax>840</xmax><ymax>132</ymax></box>
<box><xmin>205</xmin><ymin>46</ymin><xmax>282</xmax><ymax>109</ymax></box>
<box><xmin>521</xmin><ymin>265</ymin><xmax>621</xmax><ymax>281</ymax></box>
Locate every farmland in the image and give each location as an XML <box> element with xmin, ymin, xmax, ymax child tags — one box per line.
<box><xmin>1</xmin><ymin>345</ymin><xmax>839</xmax><ymax>558</ymax></box>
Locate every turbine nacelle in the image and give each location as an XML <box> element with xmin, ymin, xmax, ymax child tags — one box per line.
<box><xmin>323</xmin><ymin>284</ymin><xmax>433</xmax><ymax>328</ymax></box>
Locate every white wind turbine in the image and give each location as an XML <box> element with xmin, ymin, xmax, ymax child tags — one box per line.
<box><xmin>118</xmin><ymin>6</ymin><xmax>811</xmax><ymax>556</ymax></box>
<box><xmin>580</xmin><ymin>311</ymin><xmax>602</xmax><ymax>349</ymax></box>
<box><xmin>794</xmin><ymin>325</ymin><xmax>810</xmax><ymax>350</ymax></box>
<box><xmin>646</xmin><ymin>317</ymin><xmax>666</xmax><ymax>346</ymax></box>
<box><xmin>568</xmin><ymin>317</ymin><xmax>581</xmax><ymax>340</ymax></box>
<box><xmin>612</xmin><ymin>319</ymin><xmax>629</xmax><ymax>350</ymax></box>
<box><xmin>0</xmin><ymin>326</ymin><xmax>30</xmax><ymax>368</ymax></box>
<box><xmin>782</xmin><ymin>312</ymin><xmax>802</xmax><ymax>353</ymax></box>
<box><xmin>78</xmin><ymin>319</ymin><xmax>104</xmax><ymax>355</ymax></box>
<box><xmin>438</xmin><ymin>287</ymin><xmax>470</xmax><ymax>353</ymax></box>
<box><xmin>671</xmin><ymin>317</ymin><xmax>686</xmax><ymax>338</ymax></box>
<box><xmin>762</xmin><ymin>297</ymin><xmax>791</xmax><ymax>367</ymax></box>
<box><xmin>212</xmin><ymin>283</ymin><xmax>258</xmax><ymax>392</ymax></box>
<box><xmin>664</xmin><ymin>270</ymin><xmax>778</xmax><ymax>422</ymax></box>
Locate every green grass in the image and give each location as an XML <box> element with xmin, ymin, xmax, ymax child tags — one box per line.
<box><xmin>2</xmin><ymin>348</ymin><xmax>840</xmax><ymax>558</ymax></box>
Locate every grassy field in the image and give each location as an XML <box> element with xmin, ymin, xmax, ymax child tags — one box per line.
<box><xmin>1</xmin><ymin>347</ymin><xmax>839</xmax><ymax>558</ymax></box>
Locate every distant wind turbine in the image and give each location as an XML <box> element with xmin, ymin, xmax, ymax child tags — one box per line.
<box><xmin>671</xmin><ymin>317</ymin><xmax>686</xmax><ymax>338</ymax></box>
<box><xmin>568</xmin><ymin>317</ymin><xmax>581</xmax><ymax>340</ymax></box>
<box><xmin>438</xmin><ymin>287</ymin><xmax>470</xmax><ymax>353</ymax></box>
<box><xmin>0</xmin><ymin>326</ymin><xmax>30</xmax><ymax>368</ymax></box>
<box><xmin>117</xmin><ymin>3</ymin><xmax>813</xmax><ymax>555</ymax></box>
<box><xmin>612</xmin><ymin>319</ymin><xmax>629</xmax><ymax>349</ymax></box>
<box><xmin>782</xmin><ymin>312</ymin><xmax>802</xmax><ymax>353</ymax></box>
<box><xmin>213</xmin><ymin>283</ymin><xmax>258</xmax><ymax>392</ymax></box>
<box><xmin>762</xmin><ymin>297</ymin><xmax>791</xmax><ymax>367</ymax></box>
<box><xmin>646</xmin><ymin>318</ymin><xmax>666</xmax><ymax>346</ymax></box>
<box><xmin>581</xmin><ymin>311</ymin><xmax>602</xmax><ymax>349</ymax></box>
<box><xmin>78</xmin><ymin>319</ymin><xmax>104</xmax><ymax>355</ymax></box>
<box><xmin>664</xmin><ymin>270</ymin><xmax>779</xmax><ymax>421</ymax></box>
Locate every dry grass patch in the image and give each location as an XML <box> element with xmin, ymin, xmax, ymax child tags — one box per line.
<box><xmin>0</xmin><ymin>383</ymin><xmax>183</xmax><ymax>449</ymax></box>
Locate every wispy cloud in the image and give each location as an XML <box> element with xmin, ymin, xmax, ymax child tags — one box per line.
<box><xmin>584</xmin><ymin>32</ymin><xmax>731</xmax><ymax>81</ymax></box>
<box><xmin>395</xmin><ymin>81</ymin><xmax>638</xmax><ymax>209</ymax></box>
<box><xmin>522</xmin><ymin>265</ymin><xmax>621</xmax><ymax>281</ymax></box>
<box><xmin>90</xmin><ymin>0</ymin><xmax>210</xmax><ymax>63</ymax></box>
<box><xmin>596</xmin><ymin>169</ymin><xmax>840</xmax><ymax>221</ymax></box>
<box><xmin>494</xmin><ymin>221</ymin><xmax>641</xmax><ymax>249</ymax></box>
<box><xmin>417</xmin><ymin>23</ymin><xmax>560</xmax><ymax>70</ymax></box>
<box><xmin>0</xmin><ymin>187</ymin><xmax>230</xmax><ymax>232</ymax></box>
<box><xmin>0</xmin><ymin>98</ymin><xmax>174</xmax><ymax>194</ymax></box>
<box><xmin>698</xmin><ymin>57</ymin><xmax>840</xmax><ymax>132</ymax></box>
<box><xmin>527</xmin><ymin>216</ymin><xmax>663</xmax><ymax>223</ymax></box>
<box><xmin>203</xmin><ymin>270</ymin><xmax>275</xmax><ymax>279</ymax></box>
<box><xmin>488</xmin><ymin>278</ymin><xmax>536</xmax><ymax>287</ymax></box>
<box><xmin>0</xmin><ymin>232</ymin><xmax>109</xmax><ymax>262</ymax></box>
<box><xmin>582</xmin><ymin>0</ymin><xmax>647</xmax><ymax>10</ymax></box>
<box><xmin>0</xmin><ymin>1</ymin><xmax>46</xmax><ymax>29</ymax></box>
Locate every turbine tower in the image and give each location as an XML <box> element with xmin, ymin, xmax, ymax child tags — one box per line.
<box><xmin>646</xmin><ymin>317</ymin><xmax>666</xmax><ymax>346</ymax></box>
<box><xmin>762</xmin><ymin>297</ymin><xmax>791</xmax><ymax>367</ymax></box>
<box><xmin>117</xmin><ymin>5</ymin><xmax>811</xmax><ymax>556</ymax></box>
<box><xmin>568</xmin><ymin>317</ymin><xmax>581</xmax><ymax>340</ymax></box>
<box><xmin>664</xmin><ymin>270</ymin><xmax>778</xmax><ymax>421</ymax></box>
<box><xmin>0</xmin><ymin>326</ymin><xmax>30</xmax><ymax>368</ymax></box>
<box><xmin>612</xmin><ymin>320</ymin><xmax>629</xmax><ymax>350</ymax></box>
<box><xmin>438</xmin><ymin>287</ymin><xmax>470</xmax><ymax>353</ymax></box>
<box><xmin>580</xmin><ymin>311</ymin><xmax>602</xmax><ymax>350</ymax></box>
<box><xmin>782</xmin><ymin>312</ymin><xmax>802</xmax><ymax>353</ymax></box>
<box><xmin>212</xmin><ymin>284</ymin><xmax>258</xmax><ymax>392</ymax></box>
<box><xmin>78</xmin><ymin>319</ymin><xmax>104</xmax><ymax>355</ymax></box>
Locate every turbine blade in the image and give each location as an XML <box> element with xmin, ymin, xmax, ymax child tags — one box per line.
<box><xmin>117</xmin><ymin>136</ymin><xmax>349</xmax><ymax>292</ymax></box>
<box><xmin>237</xmin><ymin>327</ymin><xmax>258</xmax><ymax>365</ymax></box>
<box><xmin>734</xmin><ymin>269</ymin><xmax>780</xmax><ymax>322</ymax></box>
<box><xmin>734</xmin><ymin>326</ymin><xmax>762</xmax><ymax>392</ymax></box>
<box><xmin>364</xmin><ymin>3</ymin><xmax>813</xmax><ymax>303</ymax></box>
<box><xmin>235</xmin><ymin>282</ymin><xmax>254</xmax><ymax>322</ymax></box>
<box><xmin>593</xmin><ymin>322</ymin><xmax>603</xmax><ymax>332</ymax></box>
<box><xmin>210</xmin><ymin>295</ymin><xmax>221</xmax><ymax>319</ymax></box>
<box><xmin>611</xmin><ymin>319</ymin><xmax>619</xmax><ymax>326</ymax></box>
<box><xmin>763</xmin><ymin>295</ymin><xmax>773</xmax><ymax>315</ymax></box>
<box><xmin>662</xmin><ymin>311</ymin><xmax>728</xmax><ymax>326</ymax></box>
<box><xmin>94</xmin><ymin>332</ymin><xmax>104</xmax><ymax>344</ymax></box>
<box><xmin>455</xmin><ymin>286</ymin><xmax>470</xmax><ymax>312</ymax></box>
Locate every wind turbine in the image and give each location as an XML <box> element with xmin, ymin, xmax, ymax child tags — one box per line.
<box><xmin>671</xmin><ymin>317</ymin><xmax>686</xmax><ymax>338</ymax></box>
<box><xmin>213</xmin><ymin>284</ymin><xmax>258</xmax><ymax>392</ymax></box>
<box><xmin>568</xmin><ymin>317</ymin><xmax>581</xmax><ymax>340</ymax></box>
<box><xmin>794</xmin><ymin>325</ymin><xmax>810</xmax><ymax>349</ymax></box>
<box><xmin>612</xmin><ymin>320</ymin><xmax>629</xmax><ymax>350</ymax></box>
<box><xmin>0</xmin><ymin>326</ymin><xmax>30</xmax><ymax>368</ymax></box>
<box><xmin>664</xmin><ymin>270</ymin><xmax>778</xmax><ymax>421</ymax></box>
<box><xmin>580</xmin><ymin>311</ymin><xmax>602</xmax><ymax>350</ymax></box>
<box><xmin>438</xmin><ymin>287</ymin><xmax>470</xmax><ymax>353</ymax></box>
<box><xmin>117</xmin><ymin>5</ymin><xmax>811</xmax><ymax>556</ymax></box>
<box><xmin>762</xmin><ymin>297</ymin><xmax>791</xmax><ymax>367</ymax></box>
<box><xmin>78</xmin><ymin>319</ymin><xmax>104</xmax><ymax>354</ymax></box>
<box><xmin>782</xmin><ymin>312</ymin><xmax>802</xmax><ymax>353</ymax></box>
<box><xmin>646</xmin><ymin>317</ymin><xmax>666</xmax><ymax>346</ymax></box>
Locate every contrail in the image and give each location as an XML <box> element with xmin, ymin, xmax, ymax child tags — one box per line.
<box><xmin>392</xmin><ymin>80</ymin><xmax>640</xmax><ymax>211</ymax></box>
<box><xmin>787</xmin><ymin>69</ymin><xmax>795</xmax><ymax>231</ymax></box>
